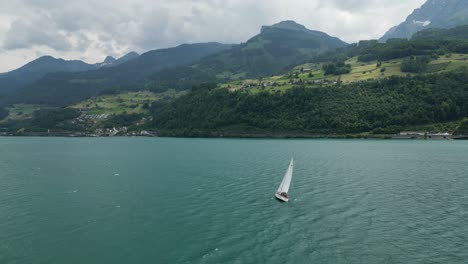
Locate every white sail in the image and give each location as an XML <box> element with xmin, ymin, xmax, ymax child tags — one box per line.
<box><xmin>276</xmin><ymin>158</ymin><xmax>294</xmax><ymax>194</ymax></box>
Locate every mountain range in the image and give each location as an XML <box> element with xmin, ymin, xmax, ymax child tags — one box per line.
<box><xmin>4</xmin><ymin>43</ymin><xmax>233</xmax><ymax>105</ymax></box>
<box><xmin>1</xmin><ymin>21</ymin><xmax>345</xmax><ymax>106</ymax></box>
<box><xmin>149</xmin><ymin>20</ymin><xmax>347</xmax><ymax>90</ymax></box>
<box><xmin>1</xmin><ymin>0</ymin><xmax>468</xmax><ymax>107</ymax></box>
<box><xmin>0</xmin><ymin>52</ymin><xmax>139</xmax><ymax>95</ymax></box>
<box><xmin>380</xmin><ymin>0</ymin><xmax>468</xmax><ymax>42</ymax></box>
<box><xmin>95</xmin><ymin>52</ymin><xmax>140</xmax><ymax>68</ymax></box>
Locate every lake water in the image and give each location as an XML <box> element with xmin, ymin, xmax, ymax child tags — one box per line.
<box><xmin>0</xmin><ymin>137</ymin><xmax>467</xmax><ymax>264</ymax></box>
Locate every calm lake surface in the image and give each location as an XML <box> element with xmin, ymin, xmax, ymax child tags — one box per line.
<box><xmin>0</xmin><ymin>137</ymin><xmax>467</xmax><ymax>264</ymax></box>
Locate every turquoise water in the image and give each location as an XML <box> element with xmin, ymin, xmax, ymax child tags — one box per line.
<box><xmin>0</xmin><ymin>137</ymin><xmax>467</xmax><ymax>264</ymax></box>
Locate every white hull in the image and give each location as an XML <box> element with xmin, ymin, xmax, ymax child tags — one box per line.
<box><xmin>275</xmin><ymin>192</ymin><xmax>289</xmax><ymax>202</ymax></box>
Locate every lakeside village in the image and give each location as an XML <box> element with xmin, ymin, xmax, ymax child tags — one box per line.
<box><xmin>64</xmin><ymin>113</ymin><xmax>158</xmax><ymax>137</ymax></box>
<box><xmin>0</xmin><ymin>112</ymin><xmax>159</xmax><ymax>137</ymax></box>
<box><xmin>0</xmin><ymin>126</ymin><xmax>159</xmax><ymax>138</ymax></box>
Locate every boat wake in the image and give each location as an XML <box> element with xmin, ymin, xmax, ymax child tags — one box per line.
<box><xmin>201</xmin><ymin>247</ymin><xmax>221</xmax><ymax>260</ymax></box>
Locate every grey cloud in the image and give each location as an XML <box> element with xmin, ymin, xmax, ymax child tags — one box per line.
<box><xmin>319</xmin><ymin>0</ymin><xmax>422</xmax><ymax>12</ymax></box>
<box><xmin>3</xmin><ymin>15</ymin><xmax>73</xmax><ymax>51</ymax></box>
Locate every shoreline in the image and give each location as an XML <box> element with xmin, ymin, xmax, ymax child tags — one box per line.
<box><xmin>1</xmin><ymin>132</ymin><xmax>467</xmax><ymax>140</ymax></box>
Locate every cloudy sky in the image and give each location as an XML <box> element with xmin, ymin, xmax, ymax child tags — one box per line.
<box><xmin>0</xmin><ymin>0</ymin><xmax>426</xmax><ymax>72</ymax></box>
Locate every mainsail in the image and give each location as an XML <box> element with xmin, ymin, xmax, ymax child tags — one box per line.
<box><xmin>276</xmin><ymin>158</ymin><xmax>294</xmax><ymax>195</ymax></box>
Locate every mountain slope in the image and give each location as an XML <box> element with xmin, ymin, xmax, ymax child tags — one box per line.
<box><xmin>112</xmin><ymin>52</ymin><xmax>139</xmax><ymax>65</ymax></box>
<box><xmin>7</xmin><ymin>43</ymin><xmax>233</xmax><ymax>106</ymax></box>
<box><xmin>380</xmin><ymin>0</ymin><xmax>468</xmax><ymax>42</ymax></box>
<box><xmin>150</xmin><ymin>21</ymin><xmax>347</xmax><ymax>90</ymax></box>
<box><xmin>95</xmin><ymin>52</ymin><xmax>140</xmax><ymax>67</ymax></box>
<box><xmin>0</xmin><ymin>56</ymin><xmax>96</xmax><ymax>95</ymax></box>
<box><xmin>0</xmin><ymin>52</ymin><xmax>140</xmax><ymax>95</ymax></box>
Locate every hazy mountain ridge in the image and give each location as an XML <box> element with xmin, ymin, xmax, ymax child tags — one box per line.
<box><xmin>5</xmin><ymin>43</ymin><xmax>233</xmax><ymax>106</ymax></box>
<box><xmin>0</xmin><ymin>52</ymin><xmax>140</xmax><ymax>95</ymax></box>
<box><xmin>95</xmin><ymin>52</ymin><xmax>140</xmax><ymax>68</ymax></box>
<box><xmin>0</xmin><ymin>56</ymin><xmax>96</xmax><ymax>95</ymax></box>
<box><xmin>380</xmin><ymin>0</ymin><xmax>468</xmax><ymax>42</ymax></box>
<box><xmin>1</xmin><ymin>21</ymin><xmax>345</xmax><ymax>106</ymax></box>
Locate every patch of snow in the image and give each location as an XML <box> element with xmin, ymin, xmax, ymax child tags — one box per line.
<box><xmin>413</xmin><ymin>20</ymin><xmax>431</xmax><ymax>27</ymax></box>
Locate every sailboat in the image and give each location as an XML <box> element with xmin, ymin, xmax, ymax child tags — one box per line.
<box><xmin>275</xmin><ymin>158</ymin><xmax>294</xmax><ymax>202</ymax></box>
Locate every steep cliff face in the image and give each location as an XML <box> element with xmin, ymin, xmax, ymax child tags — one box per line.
<box><xmin>380</xmin><ymin>0</ymin><xmax>468</xmax><ymax>42</ymax></box>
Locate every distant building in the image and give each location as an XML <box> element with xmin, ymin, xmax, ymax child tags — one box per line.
<box><xmin>393</xmin><ymin>131</ymin><xmax>426</xmax><ymax>139</ymax></box>
<box><xmin>427</xmin><ymin>133</ymin><xmax>452</xmax><ymax>140</ymax></box>
<box><xmin>108</xmin><ymin>127</ymin><xmax>119</xmax><ymax>137</ymax></box>
<box><xmin>393</xmin><ymin>131</ymin><xmax>453</xmax><ymax>140</ymax></box>
<box><xmin>399</xmin><ymin>131</ymin><xmax>426</xmax><ymax>136</ymax></box>
<box><xmin>140</xmin><ymin>130</ymin><xmax>156</xmax><ymax>137</ymax></box>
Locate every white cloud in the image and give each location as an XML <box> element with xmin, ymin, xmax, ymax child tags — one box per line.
<box><xmin>0</xmin><ymin>0</ymin><xmax>426</xmax><ymax>72</ymax></box>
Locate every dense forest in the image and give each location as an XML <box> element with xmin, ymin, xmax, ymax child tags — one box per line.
<box><xmin>400</xmin><ymin>56</ymin><xmax>432</xmax><ymax>73</ymax></box>
<box><xmin>148</xmin><ymin>70</ymin><xmax>468</xmax><ymax>136</ymax></box>
<box><xmin>0</xmin><ymin>107</ymin><xmax>8</xmax><ymax>120</ymax></box>
<box><xmin>322</xmin><ymin>61</ymin><xmax>352</xmax><ymax>75</ymax></box>
<box><xmin>455</xmin><ymin>119</ymin><xmax>468</xmax><ymax>135</ymax></box>
<box><xmin>30</xmin><ymin>108</ymin><xmax>81</xmax><ymax>129</ymax></box>
<box><xmin>1</xmin><ymin>108</ymin><xmax>82</xmax><ymax>133</ymax></box>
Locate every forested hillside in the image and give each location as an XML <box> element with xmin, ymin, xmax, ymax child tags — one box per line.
<box><xmin>149</xmin><ymin>70</ymin><xmax>468</xmax><ymax>136</ymax></box>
